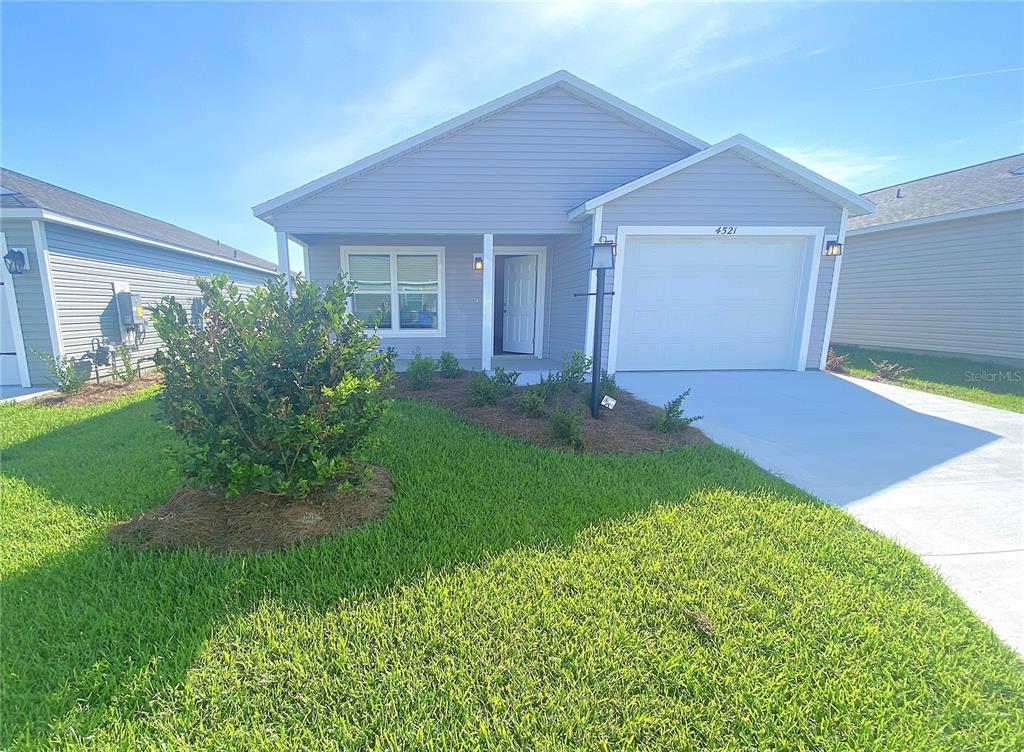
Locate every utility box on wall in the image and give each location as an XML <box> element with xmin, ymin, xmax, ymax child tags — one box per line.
<box><xmin>116</xmin><ymin>290</ymin><xmax>145</xmax><ymax>326</ymax></box>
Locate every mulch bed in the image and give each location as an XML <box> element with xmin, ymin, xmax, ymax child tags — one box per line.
<box><xmin>36</xmin><ymin>373</ymin><xmax>163</xmax><ymax>408</ymax></box>
<box><xmin>392</xmin><ymin>372</ymin><xmax>705</xmax><ymax>452</ymax></box>
<box><xmin>108</xmin><ymin>465</ymin><xmax>392</xmax><ymax>554</ymax></box>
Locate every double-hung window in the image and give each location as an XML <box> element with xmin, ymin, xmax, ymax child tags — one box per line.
<box><xmin>344</xmin><ymin>247</ymin><xmax>445</xmax><ymax>336</ymax></box>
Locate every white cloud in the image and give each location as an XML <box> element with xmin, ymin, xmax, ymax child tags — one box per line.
<box><xmin>772</xmin><ymin>144</ymin><xmax>904</xmax><ymax>189</ymax></box>
<box><xmin>871</xmin><ymin>66</ymin><xmax>1024</xmax><ymax>91</ymax></box>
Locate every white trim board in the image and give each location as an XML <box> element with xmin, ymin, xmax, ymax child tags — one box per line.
<box><xmin>252</xmin><ymin>70</ymin><xmax>708</xmax><ymax>219</ymax></box>
<box><xmin>568</xmin><ymin>134</ymin><xmax>875</xmax><ymax>220</ymax></box>
<box><xmin>1</xmin><ymin>208</ymin><xmax>276</xmax><ymax>274</ymax></box>
<box><xmin>607</xmin><ymin>225</ymin><xmax>825</xmax><ymax>374</ymax></box>
<box><xmin>819</xmin><ymin>208</ymin><xmax>848</xmax><ymax>370</ymax></box>
<box><xmin>584</xmin><ymin>207</ymin><xmax>602</xmax><ymax>357</ymax></box>
<box><xmin>0</xmin><ymin>231</ymin><xmax>31</xmax><ymax>386</ymax></box>
<box><xmin>493</xmin><ymin>245</ymin><xmax>548</xmax><ymax>360</ymax></box>
<box><xmin>31</xmin><ymin>219</ymin><xmax>63</xmax><ymax>358</ymax></box>
<box><xmin>341</xmin><ymin>245</ymin><xmax>447</xmax><ymax>338</ymax></box>
<box><xmin>845</xmin><ymin>201</ymin><xmax>1024</xmax><ymax>236</ymax></box>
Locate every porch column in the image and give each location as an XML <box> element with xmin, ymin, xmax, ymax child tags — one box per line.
<box><xmin>481</xmin><ymin>233</ymin><xmax>494</xmax><ymax>371</ymax></box>
<box><xmin>276</xmin><ymin>231</ymin><xmax>293</xmax><ymax>295</ymax></box>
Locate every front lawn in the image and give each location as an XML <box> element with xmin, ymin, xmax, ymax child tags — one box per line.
<box><xmin>831</xmin><ymin>345</ymin><xmax>1024</xmax><ymax>413</ymax></box>
<box><xmin>2</xmin><ymin>389</ymin><xmax>1022</xmax><ymax>750</ymax></box>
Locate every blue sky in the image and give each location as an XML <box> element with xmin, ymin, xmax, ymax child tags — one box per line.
<box><xmin>2</xmin><ymin>1</ymin><xmax>1022</xmax><ymax>267</ymax></box>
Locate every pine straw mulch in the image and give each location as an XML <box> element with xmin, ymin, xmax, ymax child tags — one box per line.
<box><xmin>392</xmin><ymin>371</ymin><xmax>706</xmax><ymax>453</ymax></box>
<box><xmin>35</xmin><ymin>372</ymin><xmax>163</xmax><ymax>408</ymax></box>
<box><xmin>108</xmin><ymin>464</ymin><xmax>392</xmax><ymax>554</ymax></box>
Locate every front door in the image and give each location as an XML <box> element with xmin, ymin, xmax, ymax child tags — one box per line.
<box><xmin>502</xmin><ymin>255</ymin><xmax>537</xmax><ymax>354</ymax></box>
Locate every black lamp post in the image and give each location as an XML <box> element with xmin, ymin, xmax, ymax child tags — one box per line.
<box><xmin>588</xmin><ymin>236</ymin><xmax>615</xmax><ymax>418</ymax></box>
<box><xmin>3</xmin><ymin>248</ymin><xmax>25</xmax><ymax>275</ymax></box>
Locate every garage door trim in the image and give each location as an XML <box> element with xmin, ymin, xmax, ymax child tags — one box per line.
<box><xmin>608</xmin><ymin>225</ymin><xmax>825</xmax><ymax>373</ymax></box>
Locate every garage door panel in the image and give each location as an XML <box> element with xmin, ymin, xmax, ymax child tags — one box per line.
<box><xmin>616</xmin><ymin>235</ymin><xmax>809</xmax><ymax>371</ymax></box>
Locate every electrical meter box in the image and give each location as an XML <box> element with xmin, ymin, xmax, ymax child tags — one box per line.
<box><xmin>116</xmin><ymin>291</ymin><xmax>146</xmax><ymax>326</ymax></box>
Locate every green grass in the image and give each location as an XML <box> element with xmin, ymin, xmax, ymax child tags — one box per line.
<box><xmin>831</xmin><ymin>345</ymin><xmax>1024</xmax><ymax>413</ymax></box>
<box><xmin>2</xmin><ymin>389</ymin><xmax>1023</xmax><ymax>751</ymax></box>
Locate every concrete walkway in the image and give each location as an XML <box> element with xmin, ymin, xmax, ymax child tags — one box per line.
<box><xmin>618</xmin><ymin>370</ymin><xmax>1024</xmax><ymax>655</ymax></box>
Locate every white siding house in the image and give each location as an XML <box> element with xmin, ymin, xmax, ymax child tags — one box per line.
<box><xmin>255</xmin><ymin>71</ymin><xmax>873</xmax><ymax>374</ymax></box>
<box><xmin>0</xmin><ymin>169</ymin><xmax>276</xmax><ymax>392</ymax></box>
<box><xmin>832</xmin><ymin>156</ymin><xmax>1024</xmax><ymax>364</ymax></box>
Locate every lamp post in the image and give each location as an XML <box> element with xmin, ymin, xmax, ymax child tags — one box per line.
<box><xmin>588</xmin><ymin>237</ymin><xmax>615</xmax><ymax>419</ymax></box>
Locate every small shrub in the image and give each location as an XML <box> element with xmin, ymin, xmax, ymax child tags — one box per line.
<box><xmin>600</xmin><ymin>370</ymin><xmax>617</xmax><ymax>397</ymax></box>
<box><xmin>33</xmin><ymin>349</ymin><xmax>87</xmax><ymax>394</ymax></box>
<box><xmin>549</xmin><ymin>407</ymin><xmax>583</xmax><ymax>449</ymax></box>
<box><xmin>870</xmin><ymin>358</ymin><xmax>914</xmax><ymax>382</ymax></box>
<box><xmin>541</xmin><ymin>350</ymin><xmax>593</xmax><ymax>395</ymax></box>
<box><xmin>468</xmin><ymin>372</ymin><xmax>501</xmax><ymax>406</ymax></box>
<box><xmin>109</xmin><ymin>343</ymin><xmax>138</xmax><ymax>385</ymax></box>
<box><xmin>150</xmin><ymin>273</ymin><xmax>393</xmax><ymax>497</ymax></box>
<box><xmin>513</xmin><ymin>386</ymin><xmax>547</xmax><ymax>417</ymax></box>
<box><xmin>438</xmin><ymin>351</ymin><xmax>461</xmax><ymax>379</ymax></box>
<box><xmin>491</xmin><ymin>365</ymin><xmax>520</xmax><ymax>391</ymax></box>
<box><xmin>826</xmin><ymin>347</ymin><xmax>851</xmax><ymax>373</ymax></box>
<box><xmin>406</xmin><ymin>350</ymin><xmax>435</xmax><ymax>390</ymax></box>
<box><xmin>652</xmin><ymin>389</ymin><xmax>702</xmax><ymax>433</ymax></box>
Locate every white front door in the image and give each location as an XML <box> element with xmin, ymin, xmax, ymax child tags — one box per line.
<box><xmin>502</xmin><ymin>255</ymin><xmax>537</xmax><ymax>354</ymax></box>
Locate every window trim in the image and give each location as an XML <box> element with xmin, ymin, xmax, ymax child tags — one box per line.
<box><xmin>341</xmin><ymin>245</ymin><xmax>446</xmax><ymax>338</ymax></box>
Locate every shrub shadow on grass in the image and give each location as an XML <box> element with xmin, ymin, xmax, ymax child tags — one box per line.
<box><xmin>2</xmin><ymin>397</ymin><xmax>810</xmax><ymax>747</ymax></box>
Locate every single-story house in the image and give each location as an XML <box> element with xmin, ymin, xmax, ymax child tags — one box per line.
<box><xmin>831</xmin><ymin>155</ymin><xmax>1024</xmax><ymax>365</ymax></box>
<box><xmin>254</xmin><ymin>70</ymin><xmax>874</xmax><ymax>374</ymax></box>
<box><xmin>0</xmin><ymin>168</ymin><xmax>277</xmax><ymax>392</ymax></box>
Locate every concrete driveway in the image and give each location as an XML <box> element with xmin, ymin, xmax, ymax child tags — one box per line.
<box><xmin>618</xmin><ymin>370</ymin><xmax>1024</xmax><ymax>654</ymax></box>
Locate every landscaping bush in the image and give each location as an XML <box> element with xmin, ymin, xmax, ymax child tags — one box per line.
<box><xmin>438</xmin><ymin>350</ymin><xmax>461</xmax><ymax>379</ymax></box>
<box><xmin>406</xmin><ymin>350</ymin><xmax>435</xmax><ymax>390</ymax></box>
<box><xmin>870</xmin><ymin>358</ymin><xmax>914</xmax><ymax>382</ymax></box>
<box><xmin>491</xmin><ymin>365</ymin><xmax>521</xmax><ymax>391</ymax></box>
<box><xmin>513</xmin><ymin>386</ymin><xmax>547</xmax><ymax>417</ymax></box>
<box><xmin>826</xmin><ymin>347</ymin><xmax>851</xmax><ymax>373</ymax></box>
<box><xmin>652</xmin><ymin>389</ymin><xmax>702</xmax><ymax>433</ymax></box>
<box><xmin>549</xmin><ymin>407</ymin><xmax>583</xmax><ymax>449</ymax></box>
<box><xmin>150</xmin><ymin>273</ymin><xmax>393</xmax><ymax>497</ymax></box>
<box><xmin>541</xmin><ymin>350</ymin><xmax>593</xmax><ymax>395</ymax></box>
<box><xmin>468</xmin><ymin>372</ymin><xmax>502</xmax><ymax>406</ymax></box>
<box><xmin>600</xmin><ymin>370</ymin><xmax>618</xmax><ymax>397</ymax></box>
<box><xmin>109</xmin><ymin>343</ymin><xmax>139</xmax><ymax>385</ymax></box>
<box><xmin>33</xmin><ymin>349</ymin><xmax>88</xmax><ymax>394</ymax></box>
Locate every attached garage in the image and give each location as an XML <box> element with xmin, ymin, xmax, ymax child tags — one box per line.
<box><xmin>610</xmin><ymin>228</ymin><xmax>822</xmax><ymax>371</ymax></box>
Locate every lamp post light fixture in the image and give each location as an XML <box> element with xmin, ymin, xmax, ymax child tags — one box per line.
<box><xmin>823</xmin><ymin>240</ymin><xmax>843</xmax><ymax>257</ymax></box>
<box><xmin>3</xmin><ymin>248</ymin><xmax>25</xmax><ymax>275</ymax></box>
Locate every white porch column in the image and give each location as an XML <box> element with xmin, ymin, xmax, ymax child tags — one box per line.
<box><xmin>819</xmin><ymin>207</ymin><xmax>849</xmax><ymax>369</ymax></box>
<box><xmin>481</xmin><ymin>233</ymin><xmax>494</xmax><ymax>371</ymax></box>
<box><xmin>584</xmin><ymin>206</ymin><xmax>602</xmax><ymax>355</ymax></box>
<box><xmin>276</xmin><ymin>231</ymin><xmax>293</xmax><ymax>294</ymax></box>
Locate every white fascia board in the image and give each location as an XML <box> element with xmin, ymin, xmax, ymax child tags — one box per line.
<box><xmin>568</xmin><ymin>134</ymin><xmax>877</xmax><ymax>220</ymax></box>
<box><xmin>18</xmin><ymin>211</ymin><xmax>277</xmax><ymax>274</ymax></box>
<box><xmin>845</xmin><ymin>201</ymin><xmax>1024</xmax><ymax>236</ymax></box>
<box><xmin>252</xmin><ymin>70</ymin><xmax>709</xmax><ymax>220</ymax></box>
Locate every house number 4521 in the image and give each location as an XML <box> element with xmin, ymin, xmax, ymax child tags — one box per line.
<box><xmin>715</xmin><ymin>226</ymin><xmax>737</xmax><ymax>235</ymax></box>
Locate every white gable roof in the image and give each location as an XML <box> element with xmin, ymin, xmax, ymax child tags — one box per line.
<box><xmin>253</xmin><ymin>70</ymin><xmax>709</xmax><ymax>219</ymax></box>
<box><xmin>568</xmin><ymin>134</ymin><xmax>876</xmax><ymax>219</ymax></box>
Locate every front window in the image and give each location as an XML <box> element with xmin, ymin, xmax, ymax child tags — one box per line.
<box><xmin>344</xmin><ymin>247</ymin><xmax>444</xmax><ymax>335</ymax></box>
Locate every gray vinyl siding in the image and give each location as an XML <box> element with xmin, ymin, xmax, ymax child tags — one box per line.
<box><xmin>599</xmin><ymin>151</ymin><xmax>844</xmax><ymax>369</ymax></box>
<box><xmin>270</xmin><ymin>87</ymin><xmax>694</xmax><ymax>235</ymax></box>
<box><xmin>44</xmin><ymin>223</ymin><xmax>273</xmax><ymax>378</ymax></box>
<box><xmin>546</xmin><ymin>217</ymin><xmax>592</xmax><ymax>362</ymax></box>
<box><xmin>832</xmin><ymin>210</ymin><xmax>1024</xmax><ymax>363</ymax></box>
<box><xmin>0</xmin><ymin>220</ymin><xmax>53</xmax><ymax>385</ymax></box>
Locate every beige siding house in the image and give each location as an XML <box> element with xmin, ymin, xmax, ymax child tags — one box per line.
<box><xmin>831</xmin><ymin>156</ymin><xmax>1024</xmax><ymax>364</ymax></box>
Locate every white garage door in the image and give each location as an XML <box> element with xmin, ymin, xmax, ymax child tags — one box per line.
<box><xmin>615</xmin><ymin>234</ymin><xmax>811</xmax><ymax>371</ymax></box>
<box><xmin>1</xmin><ymin>279</ymin><xmax>24</xmax><ymax>386</ymax></box>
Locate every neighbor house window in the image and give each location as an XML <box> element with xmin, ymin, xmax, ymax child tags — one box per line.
<box><xmin>343</xmin><ymin>247</ymin><xmax>445</xmax><ymax>336</ymax></box>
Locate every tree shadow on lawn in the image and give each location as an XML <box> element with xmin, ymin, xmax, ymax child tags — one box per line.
<box><xmin>1</xmin><ymin>396</ymin><xmax>811</xmax><ymax>747</ymax></box>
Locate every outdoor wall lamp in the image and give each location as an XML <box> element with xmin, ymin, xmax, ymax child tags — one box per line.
<box><xmin>591</xmin><ymin>236</ymin><xmax>616</xmax><ymax>269</ymax></box>
<box><xmin>473</xmin><ymin>255</ymin><xmax>484</xmax><ymax>271</ymax></box>
<box><xmin>3</xmin><ymin>248</ymin><xmax>25</xmax><ymax>275</ymax></box>
<box><xmin>823</xmin><ymin>240</ymin><xmax>843</xmax><ymax>257</ymax></box>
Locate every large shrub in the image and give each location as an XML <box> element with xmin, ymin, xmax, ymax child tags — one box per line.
<box><xmin>150</xmin><ymin>274</ymin><xmax>394</xmax><ymax>497</ymax></box>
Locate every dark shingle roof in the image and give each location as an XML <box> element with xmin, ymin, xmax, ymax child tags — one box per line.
<box><xmin>0</xmin><ymin>168</ymin><xmax>277</xmax><ymax>271</ymax></box>
<box><xmin>849</xmin><ymin>154</ymin><xmax>1024</xmax><ymax>230</ymax></box>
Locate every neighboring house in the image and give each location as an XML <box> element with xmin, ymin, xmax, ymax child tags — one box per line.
<box><xmin>832</xmin><ymin>155</ymin><xmax>1024</xmax><ymax>364</ymax></box>
<box><xmin>0</xmin><ymin>169</ymin><xmax>277</xmax><ymax>390</ymax></box>
<box><xmin>254</xmin><ymin>70</ymin><xmax>873</xmax><ymax>374</ymax></box>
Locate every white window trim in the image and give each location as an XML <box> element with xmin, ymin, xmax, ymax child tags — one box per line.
<box><xmin>0</xmin><ymin>231</ymin><xmax>32</xmax><ymax>386</ymax></box>
<box><xmin>607</xmin><ymin>225</ymin><xmax>825</xmax><ymax>374</ymax></box>
<box><xmin>493</xmin><ymin>245</ymin><xmax>547</xmax><ymax>359</ymax></box>
<box><xmin>341</xmin><ymin>245</ymin><xmax>447</xmax><ymax>338</ymax></box>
